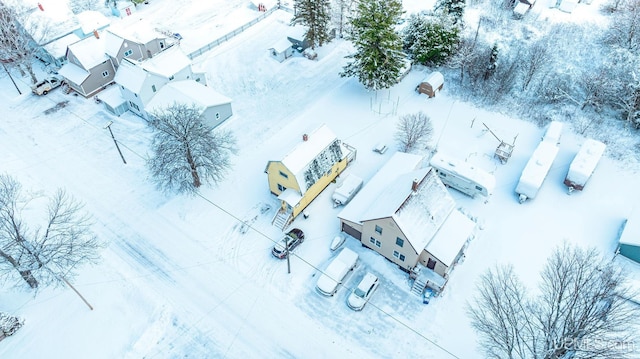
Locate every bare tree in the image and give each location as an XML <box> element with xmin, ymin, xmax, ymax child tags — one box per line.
<box><xmin>395</xmin><ymin>112</ymin><xmax>434</xmax><ymax>152</ymax></box>
<box><xmin>69</xmin><ymin>0</ymin><xmax>100</xmax><ymax>14</ymax></box>
<box><xmin>0</xmin><ymin>174</ymin><xmax>101</xmax><ymax>289</ymax></box>
<box><xmin>469</xmin><ymin>243</ymin><xmax>639</xmax><ymax>359</ymax></box>
<box><xmin>520</xmin><ymin>39</ymin><xmax>551</xmax><ymax>91</ymax></box>
<box><xmin>148</xmin><ymin>103</ymin><xmax>236</xmax><ymax>195</ymax></box>
<box><xmin>603</xmin><ymin>0</ymin><xmax>640</xmax><ymax>51</ymax></box>
<box><xmin>0</xmin><ymin>1</ymin><xmax>50</xmax><ymax>84</ymax></box>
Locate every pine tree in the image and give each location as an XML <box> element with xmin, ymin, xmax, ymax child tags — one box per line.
<box><xmin>435</xmin><ymin>0</ymin><xmax>466</xmax><ymax>25</ymax></box>
<box><xmin>484</xmin><ymin>43</ymin><xmax>499</xmax><ymax>80</ymax></box>
<box><xmin>340</xmin><ymin>0</ymin><xmax>405</xmax><ymax>90</ymax></box>
<box><xmin>292</xmin><ymin>0</ymin><xmax>333</xmax><ymax>49</ymax></box>
<box><xmin>402</xmin><ymin>13</ymin><xmax>460</xmax><ymax>66</ymax></box>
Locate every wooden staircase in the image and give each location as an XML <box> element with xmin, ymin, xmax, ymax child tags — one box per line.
<box><xmin>272</xmin><ymin>210</ymin><xmax>291</xmax><ymax>231</ymax></box>
<box><xmin>411</xmin><ymin>276</ymin><xmax>428</xmax><ymax>297</ymax></box>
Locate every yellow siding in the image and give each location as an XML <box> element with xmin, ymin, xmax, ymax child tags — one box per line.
<box><xmin>266</xmin><ymin>161</ymin><xmax>300</xmax><ymax>195</ymax></box>
<box><xmin>361</xmin><ymin>218</ymin><xmax>419</xmax><ymax>271</ymax></box>
<box><xmin>291</xmin><ymin>157</ymin><xmax>348</xmax><ymax>218</ymax></box>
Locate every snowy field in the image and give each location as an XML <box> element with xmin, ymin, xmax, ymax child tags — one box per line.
<box><xmin>1</xmin><ymin>0</ymin><xmax>640</xmax><ymax>358</ymax></box>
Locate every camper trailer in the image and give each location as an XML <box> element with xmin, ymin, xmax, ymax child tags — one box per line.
<box><xmin>564</xmin><ymin>139</ymin><xmax>606</xmax><ymax>193</ymax></box>
<box><xmin>515</xmin><ymin>141</ymin><xmax>559</xmax><ymax>203</ymax></box>
<box><xmin>542</xmin><ymin>121</ymin><xmax>563</xmax><ymax>145</ymax></box>
<box><xmin>430</xmin><ymin>153</ymin><xmax>496</xmax><ymax>198</ymax></box>
<box><xmin>332</xmin><ymin>174</ymin><xmax>363</xmax><ymax>207</ymax></box>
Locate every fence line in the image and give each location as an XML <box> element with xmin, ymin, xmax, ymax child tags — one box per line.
<box><xmin>188</xmin><ymin>6</ymin><xmax>281</xmax><ymax>60</ymax></box>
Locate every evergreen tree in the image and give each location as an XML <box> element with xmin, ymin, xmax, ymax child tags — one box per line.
<box><xmin>484</xmin><ymin>43</ymin><xmax>499</xmax><ymax>80</ymax></box>
<box><xmin>292</xmin><ymin>0</ymin><xmax>333</xmax><ymax>49</ymax></box>
<box><xmin>402</xmin><ymin>13</ymin><xmax>460</xmax><ymax>66</ymax></box>
<box><xmin>341</xmin><ymin>0</ymin><xmax>405</xmax><ymax>90</ymax></box>
<box><xmin>435</xmin><ymin>0</ymin><xmax>466</xmax><ymax>25</ymax></box>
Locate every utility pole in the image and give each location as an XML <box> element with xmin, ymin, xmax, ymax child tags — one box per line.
<box><xmin>286</xmin><ymin>236</ymin><xmax>291</xmax><ymax>274</ymax></box>
<box><xmin>104</xmin><ymin>121</ymin><xmax>127</xmax><ymax>164</ymax></box>
<box><xmin>1</xmin><ymin>62</ymin><xmax>22</xmax><ymax>95</ymax></box>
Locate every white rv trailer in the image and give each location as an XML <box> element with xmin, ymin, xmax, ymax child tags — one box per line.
<box><xmin>332</xmin><ymin>174</ymin><xmax>363</xmax><ymax>207</ymax></box>
<box><xmin>564</xmin><ymin>139</ymin><xmax>606</xmax><ymax>193</ymax></box>
<box><xmin>515</xmin><ymin>141</ymin><xmax>559</xmax><ymax>203</ymax></box>
<box><xmin>429</xmin><ymin>152</ymin><xmax>496</xmax><ymax>198</ymax></box>
<box><xmin>542</xmin><ymin>121</ymin><xmax>563</xmax><ymax>145</ymax></box>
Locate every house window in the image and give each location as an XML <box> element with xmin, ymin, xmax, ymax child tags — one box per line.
<box><xmin>160</xmin><ymin>41</ymin><xmax>165</xmax><ymax>49</ymax></box>
<box><xmin>101</xmin><ymin>70</ymin><xmax>109</xmax><ymax>78</ymax></box>
<box><xmin>393</xmin><ymin>251</ymin><xmax>399</xmax><ymax>258</ymax></box>
<box><xmin>152</xmin><ymin>84</ymin><xmax>156</xmax><ymax>92</ymax></box>
<box><xmin>128</xmin><ymin>101</ymin><xmax>139</xmax><ymax>111</ymax></box>
<box><xmin>123</xmin><ymin>49</ymin><xmax>133</xmax><ymax>57</ymax></box>
<box><xmin>215</xmin><ymin>112</ymin><xmax>220</xmax><ymax>120</ymax></box>
<box><xmin>169</xmin><ymin>75</ymin><xmax>174</xmax><ymax>81</ymax></box>
<box><xmin>399</xmin><ymin>254</ymin><xmax>405</xmax><ymax>261</ymax></box>
<box><xmin>396</xmin><ymin>237</ymin><xmax>404</xmax><ymax>247</ymax></box>
<box><xmin>279</xmin><ymin>171</ymin><xmax>289</xmax><ymax>179</ymax></box>
<box><xmin>369</xmin><ymin>237</ymin><xmax>381</xmax><ymax>248</ymax></box>
<box><xmin>277</xmin><ymin>184</ymin><xmax>286</xmax><ymax>192</ymax></box>
<box><xmin>375</xmin><ymin>225</ymin><xmax>382</xmax><ymax>235</ymax></box>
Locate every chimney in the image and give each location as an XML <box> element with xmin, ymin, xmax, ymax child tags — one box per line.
<box><xmin>411</xmin><ymin>179</ymin><xmax>419</xmax><ymax>192</ymax></box>
<box><xmin>93</xmin><ymin>29</ymin><xmax>99</xmax><ymax>39</ymax></box>
<box><xmin>37</xmin><ymin>2</ymin><xmax>44</xmax><ymax>11</ymax></box>
<box><xmin>302</xmin><ymin>133</ymin><xmax>308</xmax><ymax>141</ymax></box>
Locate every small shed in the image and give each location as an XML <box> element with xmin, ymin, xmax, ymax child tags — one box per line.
<box><xmin>269</xmin><ymin>39</ymin><xmax>294</xmax><ymax>62</ymax></box>
<box><xmin>618</xmin><ymin>208</ymin><xmax>640</xmax><ymax>264</ymax></box>
<box><xmin>110</xmin><ymin>1</ymin><xmax>136</xmax><ymax>18</ymax></box>
<box><xmin>417</xmin><ymin>71</ymin><xmax>444</xmax><ymax>98</ymax></box>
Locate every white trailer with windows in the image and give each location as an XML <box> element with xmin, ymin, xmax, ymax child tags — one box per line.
<box><xmin>332</xmin><ymin>174</ymin><xmax>363</xmax><ymax>207</ymax></box>
<box><xmin>429</xmin><ymin>152</ymin><xmax>496</xmax><ymax>198</ymax></box>
<box><xmin>564</xmin><ymin>139</ymin><xmax>606</xmax><ymax>193</ymax></box>
<box><xmin>515</xmin><ymin>141</ymin><xmax>559</xmax><ymax>203</ymax></box>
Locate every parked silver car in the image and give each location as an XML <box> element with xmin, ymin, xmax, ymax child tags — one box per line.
<box><xmin>271</xmin><ymin>228</ymin><xmax>304</xmax><ymax>259</ymax></box>
<box><xmin>347</xmin><ymin>272</ymin><xmax>379</xmax><ymax>311</ymax></box>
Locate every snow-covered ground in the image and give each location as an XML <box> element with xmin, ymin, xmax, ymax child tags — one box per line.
<box><xmin>1</xmin><ymin>0</ymin><xmax>639</xmax><ymax>358</ymax></box>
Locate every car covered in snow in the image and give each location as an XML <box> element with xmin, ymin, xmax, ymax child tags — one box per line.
<box><xmin>347</xmin><ymin>272</ymin><xmax>379</xmax><ymax>311</ymax></box>
<box><xmin>271</xmin><ymin>228</ymin><xmax>305</xmax><ymax>259</ymax></box>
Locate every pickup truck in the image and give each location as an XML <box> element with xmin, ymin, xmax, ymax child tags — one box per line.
<box><xmin>32</xmin><ymin>77</ymin><xmax>62</xmax><ymax>95</ymax></box>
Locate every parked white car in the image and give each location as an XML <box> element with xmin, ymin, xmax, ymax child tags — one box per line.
<box><xmin>31</xmin><ymin>76</ymin><xmax>62</xmax><ymax>95</ymax></box>
<box><xmin>346</xmin><ymin>272</ymin><xmax>379</xmax><ymax>311</ymax></box>
<box><xmin>316</xmin><ymin>248</ymin><xmax>358</xmax><ymax>296</ymax></box>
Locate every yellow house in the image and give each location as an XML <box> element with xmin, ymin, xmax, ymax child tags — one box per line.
<box><xmin>265</xmin><ymin>124</ymin><xmax>356</xmax><ymax>229</ymax></box>
<box><xmin>338</xmin><ymin>152</ymin><xmax>476</xmax><ymax>293</ymax></box>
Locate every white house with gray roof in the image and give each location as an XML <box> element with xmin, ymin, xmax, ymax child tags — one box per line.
<box><xmin>338</xmin><ymin>152</ymin><xmax>476</xmax><ymax>291</ymax></box>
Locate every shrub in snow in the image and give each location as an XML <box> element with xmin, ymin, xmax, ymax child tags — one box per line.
<box><xmin>0</xmin><ymin>313</ymin><xmax>23</xmax><ymax>338</ymax></box>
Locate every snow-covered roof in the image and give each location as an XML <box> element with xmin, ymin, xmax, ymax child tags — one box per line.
<box><xmin>107</xmin><ymin>18</ymin><xmax>165</xmax><ymax>45</ymax></box>
<box><xmin>422</xmin><ymin>71</ymin><xmax>444</xmax><ymax>88</ymax></box>
<box><xmin>25</xmin><ymin>4</ymin><xmax>78</xmax><ymax>44</ymax></box>
<box><xmin>98</xmin><ymin>85</ymin><xmax>125</xmax><ymax>107</ymax></box>
<box><xmin>425</xmin><ymin>210</ymin><xmax>475</xmax><ymax>267</ymax></box>
<box><xmin>542</xmin><ymin>121</ymin><xmax>563</xmax><ymax>145</ymax></box>
<box><xmin>271</xmin><ymin>38</ymin><xmax>293</xmax><ymax>53</ymax></box>
<box><xmin>363</xmin><ymin>168</ymin><xmax>430</xmax><ymax>221</ymax></box>
<box><xmin>43</xmin><ymin>33</ymin><xmax>81</xmax><ymax>60</ymax></box>
<box><xmin>67</xmin><ymin>34</ymin><xmax>109</xmax><ymax>69</ymax></box>
<box><xmin>146</xmin><ymin>80</ymin><xmax>232</xmax><ymax>114</ymax></box>
<box><xmin>619</xmin><ymin>208</ymin><xmax>640</xmax><ymax>247</ymax></box>
<box><xmin>515</xmin><ymin>141</ymin><xmax>559</xmax><ymax>198</ymax></box>
<box><xmin>430</xmin><ymin>152</ymin><xmax>496</xmax><ymax>194</ymax></box>
<box><xmin>281</xmin><ymin>124</ymin><xmax>339</xmax><ymax>191</ymax></box>
<box><xmin>278</xmin><ymin>188</ymin><xmax>302</xmax><ymax>207</ymax></box>
<box><xmin>103</xmin><ymin>30</ymin><xmax>125</xmax><ymax>58</ymax></box>
<box><xmin>76</xmin><ymin>10</ymin><xmax>110</xmax><ymax>35</ymax></box>
<box><xmin>566</xmin><ymin>139</ymin><xmax>606</xmax><ymax>187</ymax></box>
<box><xmin>393</xmin><ymin>170</ymin><xmax>456</xmax><ymax>253</ymax></box>
<box><xmin>140</xmin><ymin>47</ymin><xmax>192</xmax><ymax>78</ymax></box>
<box><xmin>287</xmin><ymin>25</ymin><xmax>307</xmax><ymax>41</ymax></box>
<box><xmin>338</xmin><ymin>152</ymin><xmax>424</xmax><ymax>225</ymax></box>
<box><xmin>114</xmin><ymin>60</ymin><xmax>147</xmax><ymax>93</ymax></box>
<box><xmin>58</xmin><ymin>62</ymin><xmax>90</xmax><ymax>84</ymax></box>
